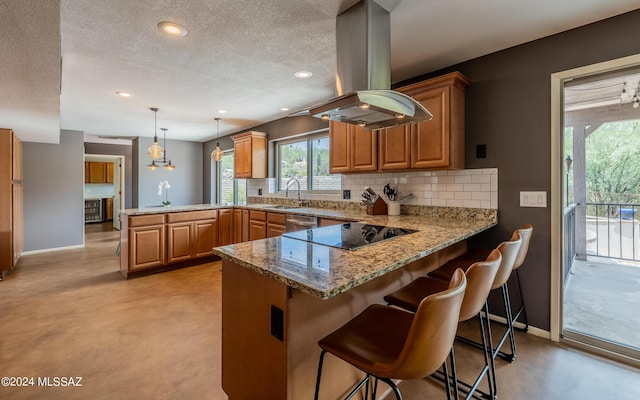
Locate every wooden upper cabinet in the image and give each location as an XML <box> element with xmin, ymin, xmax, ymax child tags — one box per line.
<box><xmin>106</xmin><ymin>162</ymin><xmax>114</xmax><ymax>183</ymax></box>
<box><xmin>329</xmin><ymin>121</ymin><xmax>350</xmax><ymax>173</ymax></box>
<box><xmin>378</xmin><ymin>125</ymin><xmax>411</xmax><ymax>170</ymax></box>
<box><xmin>329</xmin><ymin>121</ymin><xmax>377</xmax><ymax>173</ymax></box>
<box><xmin>399</xmin><ymin>71</ymin><xmax>469</xmax><ymax>170</ymax></box>
<box><xmin>232</xmin><ymin>131</ymin><xmax>267</xmax><ymax>178</ymax></box>
<box><xmin>12</xmin><ymin>132</ymin><xmax>23</xmax><ymax>181</ymax></box>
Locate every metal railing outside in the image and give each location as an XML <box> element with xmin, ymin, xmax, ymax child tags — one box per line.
<box><xmin>585</xmin><ymin>203</ymin><xmax>639</xmax><ymax>261</ymax></box>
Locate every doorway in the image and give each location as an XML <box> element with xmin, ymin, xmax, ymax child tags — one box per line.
<box><xmin>84</xmin><ymin>154</ymin><xmax>125</xmax><ymax>232</ymax></box>
<box><xmin>551</xmin><ymin>55</ymin><xmax>640</xmax><ymax>366</ymax></box>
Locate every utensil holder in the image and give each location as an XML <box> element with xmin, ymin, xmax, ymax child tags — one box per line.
<box><xmin>387</xmin><ymin>201</ymin><xmax>400</xmax><ymax>216</ymax></box>
<box><xmin>366</xmin><ymin>197</ymin><xmax>388</xmax><ymax>215</ymax></box>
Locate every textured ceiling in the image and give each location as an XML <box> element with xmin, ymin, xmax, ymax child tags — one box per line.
<box><xmin>2</xmin><ymin>0</ymin><xmax>640</xmax><ymax>144</ymax></box>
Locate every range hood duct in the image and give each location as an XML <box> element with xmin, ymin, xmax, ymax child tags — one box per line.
<box><xmin>309</xmin><ymin>0</ymin><xmax>432</xmax><ymax>130</ymax></box>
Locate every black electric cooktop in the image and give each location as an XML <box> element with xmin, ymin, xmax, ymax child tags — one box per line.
<box><xmin>282</xmin><ymin>222</ymin><xmax>418</xmax><ymax>250</ymax></box>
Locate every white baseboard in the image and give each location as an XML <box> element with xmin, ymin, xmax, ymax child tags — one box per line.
<box><xmin>21</xmin><ymin>244</ymin><xmax>85</xmax><ymax>256</ymax></box>
<box><xmin>482</xmin><ymin>312</ymin><xmax>551</xmax><ymax>339</ymax></box>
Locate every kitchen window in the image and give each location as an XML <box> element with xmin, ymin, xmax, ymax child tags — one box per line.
<box><xmin>217</xmin><ymin>151</ymin><xmax>246</xmax><ymax>205</ymax></box>
<box><xmin>276</xmin><ymin>132</ymin><xmax>340</xmax><ymax>192</ymax></box>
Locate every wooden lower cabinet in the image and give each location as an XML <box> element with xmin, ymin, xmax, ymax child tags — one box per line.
<box><xmin>218</xmin><ymin>209</ymin><xmax>233</xmax><ymax>246</ymax></box>
<box><xmin>232</xmin><ymin>209</ymin><xmax>243</xmax><ymax>243</ymax></box>
<box><xmin>318</xmin><ymin>217</ymin><xmax>347</xmax><ymax>227</ymax></box>
<box><xmin>130</xmin><ymin>224</ymin><xmax>166</xmax><ymax>270</ymax></box>
<box><xmin>241</xmin><ymin>210</ymin><xmax>250</xmax><ymax>242</ymax></box>
<box><xmin>249</xmin><ymin>210</ymin><xmax>267</xmax><ymax>240</ymax></box>
<box><xmin>266</xmin><ymin>212</ymin><xmax>286</xmax><ymax>238</ymax></box>
<box><xmin>120</xmin><ymin>210</ymin><xmax>218</xmax><ymax>278</ymax></box>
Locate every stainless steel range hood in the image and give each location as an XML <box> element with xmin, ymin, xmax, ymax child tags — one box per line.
<box><xmin>309</xmin><ymin>0</ymin><xmax>432</xmax><ymax>130</ymax></box>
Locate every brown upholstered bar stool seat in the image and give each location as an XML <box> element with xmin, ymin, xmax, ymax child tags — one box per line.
<box><xmin>430</xmin><ymin>231</ymin><xmax>522</xmax><ymax>367</ymax></box>
<box><xmin>384</xmin><ymin>249</ymin><xmax>502</xmax><ymax>400</ymax></box>
<box><xmin>457</xmin><ymin>224</ymin><xmax>533</xmax><ymax>332</ymax></box>
<box><xmin>314</xmin><ymin>269</ymin><xmax>467</xmax><ymax>400</ymax></box>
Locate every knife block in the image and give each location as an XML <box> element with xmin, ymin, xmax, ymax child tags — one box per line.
<box><xmin>366</xmin><ymin>197</ymin><xmax>388</xmax><ymax>215</ymax></box>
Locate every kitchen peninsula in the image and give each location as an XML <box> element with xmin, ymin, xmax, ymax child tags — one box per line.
<box><xmin>212</xmin><ymin>207</ymin><xmax>496</xmax><ymax>400</ymax></box>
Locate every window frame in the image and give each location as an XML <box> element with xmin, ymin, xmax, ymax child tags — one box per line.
<box><xmin>275</xmin><ymin>129</ymin><xmax>340</xmax><ymax>194</ymax></box>
<box><xmin>215</xmin><ymin>149</ymin><xmax>247</xmax><ymax>205</ymax></box>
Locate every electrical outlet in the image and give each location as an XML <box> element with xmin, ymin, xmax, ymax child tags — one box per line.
<box><xmin>343</xmin><ymin>190</ymin><xmax>351</xmax><ymax>200</ymax></box>
<box><xmin>258</xmin><ymin>188</ymin><xmax>263</xmax><ymax>196</ymax></box>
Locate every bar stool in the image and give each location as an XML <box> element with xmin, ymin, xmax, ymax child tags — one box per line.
<box><xmin>314</xmin><ymin>269</ymin><xmax>467</xmax><ymax>400</ymax></box>
<box><xmin>429</xmin><ymin>231</ymin><xmax>521</xmax><ymax>399</ymax></box>
<box><xmin>458</xmin><ymin>224</ymin><xmax>533</xmax><ymax>332</ymax></box>
<box><xmin>384</xmin><ymin>249</ymin><xmax>502</xmax><ymax>400</ymax></box>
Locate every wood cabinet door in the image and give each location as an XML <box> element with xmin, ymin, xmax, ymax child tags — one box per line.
<box><xmin>106</xmin><ymin>162</ymin><xmax>114</xmax><ymax>183</ymax></box>
<box><xmin>12</xmin><ymin>183</ymin><xmax>23</xmax><ymax>265</ymax></box>
<box><xmin>329</xmin><ymin>121</ymin><xmax>351</xmax><ymax>173</ymax></box>
<box><xmin>88</xmin><ymin>162</ymin><xmax>107</xmax><ymax>183</ymax></box>
<box><xmin>318</xmin><ymin>217</ymin><xmax>346</xmax><ymax>227</ymax></box>
<box><xmin>234</xmin><ymin>137</ymin><xmax>252</xmax><ymax>178</ymax></box>
<box><xmin>218</xmin><ymin>209</ymin><xmax>233</xmax><ymax>246</ymax></box>
<box><xmin>194</xmin><ymin>219</ymin><xmax>219</xmax><ymax>258</ymax></box>
<box><xmin>241</xmin><ymin>210</ymin><xmax>250</xmax><ymax>242</ymax></box>
<box><xmin>233</xmin><ymin>209</ymin><xmax>243</xmax><ymax>243</ymax></box>
<box><xmin>351</xmin><ymin>125</ymin><xmax>378</xmax><ymax>172</ymax></box>
<box><xmin>12</xmin><ymin>132</ymin><xmax>23</xmax><ymax>181</ymax></box>
<box><xmin>167</xmin><ymin>223</ymin><xmax>193</xmax><ymax>263</ymax></box>
<box><xmin>130</xmin><ymin>225</ymin><xmax>165</xmax><ymax>270</ymax></box>
<box><xmin>379</xmin><ymin>125</ymin><xmax>411</xmax><ymax>170</ymax></box>
<box><xmin>249</xmin><ymin>220</ymin><xmax>266</xmax><ymax>241</ymax></box>
<box><xmin>106</xmin><ymin>198</ymin><xmax>113</xmax><ymax>221</ymax></box>
<box><xmin>266</xmin><ymin>222</ymin><xmax>286</xmax><ymax>238</ymax></box>
<box><xmin>411</xmin><ymin>86</ymin><xmax>450</xmax><ymax>169</ymax></box>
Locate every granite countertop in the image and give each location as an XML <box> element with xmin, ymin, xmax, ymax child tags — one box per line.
<box><xmin>212</xmin><ymin>212</ymin><xmax>496</xmax><ymax>299</ymax></box>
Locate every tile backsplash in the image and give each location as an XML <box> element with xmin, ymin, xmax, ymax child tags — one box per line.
<box><xmin>247</xmin><ymin>168</ymin><xmax>498</xmax><ymax>209</ymax></box>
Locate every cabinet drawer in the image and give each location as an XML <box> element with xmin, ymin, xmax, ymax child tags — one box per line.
<box><xmin>167</xmin><ymin>210</ymin><xmax>218</xmax><ymax>223</ymax></box>
<box><xmin>129</xmin><ymin>214</ymin><xmax>165</xmax><ymax>227</ymax></box>
<box><xmin>267</xmin><ymin>212</ymin><xmax>286</xmax><ymax>225</ymax></box>
<box><xmin>249</xmin><ymin>210</ymin><xmax>267</xmax><ymax>222</ymax></box>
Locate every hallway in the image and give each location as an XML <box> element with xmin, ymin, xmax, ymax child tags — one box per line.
<box><xmin>1</xmin><ymin>229</ymin><xmax>639</xmax><ymax>399</ymax></box>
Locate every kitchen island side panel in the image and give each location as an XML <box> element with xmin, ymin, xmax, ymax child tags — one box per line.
<box><xmin>220</xmin><ymin>241</ymin><xmax>465</xmax><ymax>399</ymax></box>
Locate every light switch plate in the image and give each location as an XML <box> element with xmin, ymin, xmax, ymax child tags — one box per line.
<box><xmin>520</xmin><ymin>191</ymin><xmax>547</xmax><ymax>207</ymax></box>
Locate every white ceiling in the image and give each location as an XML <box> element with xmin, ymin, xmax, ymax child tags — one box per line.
<box><xmin>2</xmin><ymin>0</ymin><xmax>639</xmax><ymax>144</ymax></box>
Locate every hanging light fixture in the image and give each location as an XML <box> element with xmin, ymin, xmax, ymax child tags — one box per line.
<box><xmin>148</xmin><ymin>127</ymin><xmax>176</xmax><ymax>170</ymax></box>
<box><xmin>147</xmin><ymin>107</ymin><xmax>164</xmax><ymax>159</ymax></box>
<box><xmin>212</xmin><ymin>117</ymin><xmax>224</xmax><ymax>162</ymax></box>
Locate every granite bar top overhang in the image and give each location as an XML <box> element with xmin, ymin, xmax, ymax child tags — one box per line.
<box><xmin>213</xmin><ymin>213</ymin><xmax>496</xmax><ymax>299</ymax></box>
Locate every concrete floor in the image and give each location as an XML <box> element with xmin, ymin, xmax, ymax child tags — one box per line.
<box><xmin>0</xmin><ymin>223</ymin><xmax>639</xmax><ymax>399</ymax></box>
<box><xmin>564</xmin><ymin>256</ymin><xmax>640</xmax><ymax>350</ymax></box>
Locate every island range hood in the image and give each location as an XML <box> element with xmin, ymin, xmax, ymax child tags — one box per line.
<box><xmin>309</xmin><ymin>0</ymin><xmax>432</xmax><ymax>130</ymax></box>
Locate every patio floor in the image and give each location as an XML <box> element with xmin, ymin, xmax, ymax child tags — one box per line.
<box><xmin>564</xmin><ymin>256</ymin><xmax>640</xmax><ymax>351</ymax></box>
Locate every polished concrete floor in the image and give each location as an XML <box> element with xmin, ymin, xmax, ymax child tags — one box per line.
<box><xmin>0</xmin><ymin>223</ymin><xmax>639</xmax><ymax>400</ymax></box>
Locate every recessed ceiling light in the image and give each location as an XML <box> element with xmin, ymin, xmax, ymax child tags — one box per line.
<box><xmin>280</xmin><ymin>107</ymin><xmax>290</xmax><ymax>111</ymax></box>
<box><xmin>294</xmin><ymin>71</ymin><xmax>312</xmax><ymax>79</ymax></box>
<box><xmin>158</xmin><ymin>21</ymin><xmax>188</xmax><ymax>37</ymax></box>
<box><xmin>116</xmin><ymin>91</ymin><xmax>131</xmax><ymax>97</ymax></box>
<box><xmin>217</xmin><ymin>109</ymin><xmax>227</xmax><ymax>114</ymax></box>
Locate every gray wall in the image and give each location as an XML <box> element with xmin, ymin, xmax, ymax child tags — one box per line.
<box><xmin>393</xmin><ymin>9</ymin><xmax>640</xmax><ymax>330</ymax></box>
<box><xmin>84</xmin><ymin>142</ymin><xmax>133</xmax><ymax>209</ymax></box>
<box><xmin>23</xmin><ymin>130</ymin><xmax>84</xmax><ymax>251</ymax></box>
<box><xmin>137</xmin><ymin>137</ymin><xmax>203</xmax><ymax>207</ymax></box>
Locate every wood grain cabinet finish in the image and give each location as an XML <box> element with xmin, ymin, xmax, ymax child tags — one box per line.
<box><xmin>318</xmin><ymin>217</ymin><xmax>347</xmax><ymax>227</ymax></box>
<box><xmin>241</xmin><ymin>209</ymin><xmax>250</xmax><ymax>242</ymax></box>
<box><xmin>232</xmin><ymin>131</ymin><xmax>267</xmax><ymax>178</ymax></box>
<box><xmin>193</xmin><ymin>219</ymin><xmax>219</xmax><ymax>258</ymax></box>
<box><xmin>218</xmin><ymin>209</ymin><xmax>233</xmax><ymax>246</ymax></box>
<box><xmin>1</xmin><ymin>128</ymin><xmax>23</xmax><ymax>278</ymax></box>
<box><xmin>130</xmin><ymin>224</ymin><xmax>166</xmax><ymax>270</ymax></box>
<box><xmin>399</xmin><ymin>71</ymin><xmax>469</xmax><ymax>170</ymax></box>
<box><xmin>378</xmin><ymin>125</ymin><xmax>412</xmax><ymax>171</ymax></box>
<box><xmin>249</xmin><ymin>210</ymin><xmax>267</xmax><ymax>241</ymax></box>
<box><xmin>84</xmin><ymin>161</ymin><xmax>115</xmax><ymax>183</ymax></box>
<box><xmin>167</xmin><ymin>223</ymin><xmax>192</xmax><ymax>263</ymax></box>
<box><xmin>329</xmin><ymin>121</ymin><xmax>377</xmax><ymax>173</ymax></box>
<box><xmin>266</xmin><ymin>212</ymin><xmax>286</xmax><ymax>238</ymax></box>
<box><xmin>232</xmin><ymin>209</ymin><xmax>245</xmax><ymax>243</ymax></box>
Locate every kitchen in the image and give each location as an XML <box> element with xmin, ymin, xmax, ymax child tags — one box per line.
<box><xmin>2</xmin><ymin>0</ymin><xmax>640</xmax><ymax>399</ymax></box>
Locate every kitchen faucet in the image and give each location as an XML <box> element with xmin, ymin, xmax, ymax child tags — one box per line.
<box><xmin>285</xmin><ymin>177</ymin><xmax>303</xmax><ymax>204</ymax></box>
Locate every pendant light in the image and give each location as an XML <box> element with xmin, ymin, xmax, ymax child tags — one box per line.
<box><xmin>160</xmin><ymin>128</ymin><xmax>176</xmax><ymax>170</ymax></box>
<box><xmin>147</xmin><ymin>107</ymin><xmax>164</xmax><ymax>159</ymax></box>
<box><xmin>212</xmin><ymin>117</ymin><xmax>224</xmax><ymax>162</ymax></box>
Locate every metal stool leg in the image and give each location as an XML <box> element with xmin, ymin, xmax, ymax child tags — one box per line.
<box><xmin>314</xmin><ymin>350</ymin><xmax>327</xmax><ymax>400</ymax></box>
<box><xmin>511</xmin><ymin>269</ymin><xmax>529</xmax><ymax>332</ymax></box>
